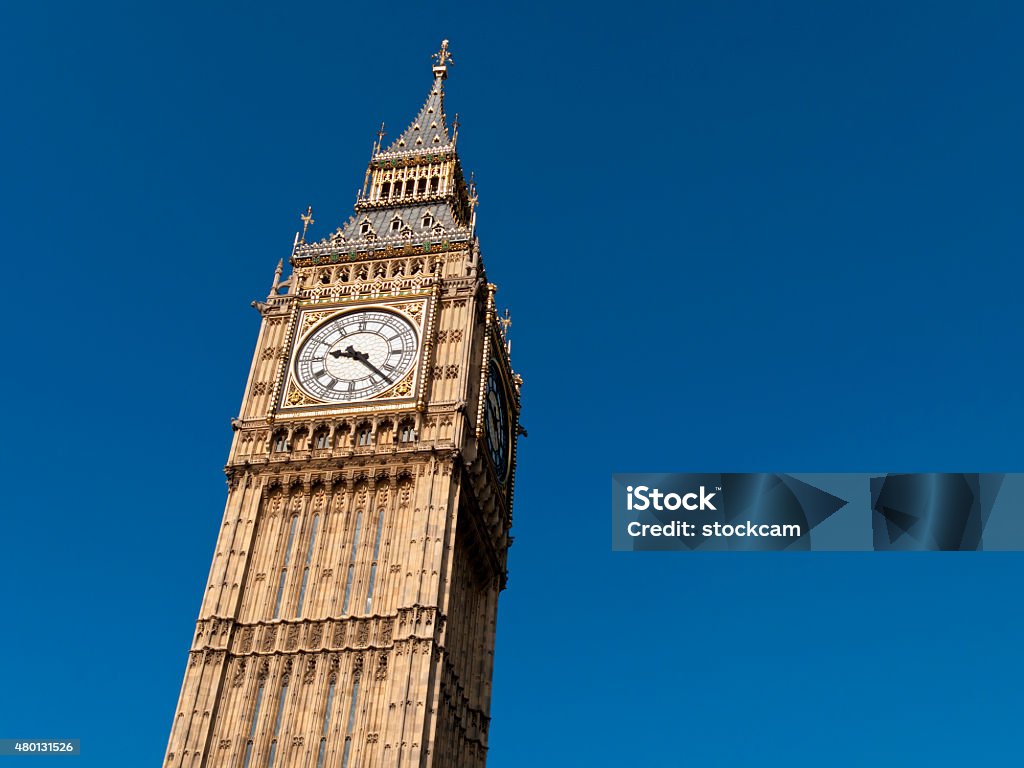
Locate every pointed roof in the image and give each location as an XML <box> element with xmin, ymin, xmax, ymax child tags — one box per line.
<box><xmin>291</xmin><ymin>40</ymin><xmax>475</xmax><ymax>259</ymax></box>
<box><xmin>380</xmin><ymin>73</ymin><xmax>452</xmax><ymax>155</ymax></box>
<box><xmin>377</xmin><ymin>40</ymin><xmax>456</xmax><ymax>157</ymax></box>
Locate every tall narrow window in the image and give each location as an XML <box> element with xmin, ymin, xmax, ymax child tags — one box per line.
<box><xmin>399</xmin><ymin>421</ymin><xmax>416</xmax><ymax>443</ymax></box>
<box><xmin>171</xmin><ymin>713</ymin><xmax>183</xmax><ymax>745</ymax></box>
<box><xmin>417</xmin><ymin>178</ymin><xmax>427</xmax><ymax>195</ymax></box>
<box><xmin>273</xmin><ymin>432</ymin><xmax>289</xmax><ymax>452</ymax></box>
<box><xmin>273</xmin><ymin>516</ymin><xmax>299</xmax><ymax>619</ymax></box>
<box><xmin>241</xmin><ymin>681</ymin><xmax>265</xmax><ymax>768</ymax></box>
<box><xmin>365</xmin><ymin>511</ymin><xmax>386</xmax><ymax>613</ymax></box>
<box><xmin>341</xmin><ymin>679</ymin><xmax>360</xmax><ymax>768</ymax></box>
<box><xmin>314</xmin><ymin>429</ymin><xmax>329</xmax><ymax>450</ymax></box>
<box><xmin>379</xmin><ymin>181</ymin><xmax>390</xmax><ymax>198</ymax></box>
<box><xmin>296</xmin><ymin>514</ymin><xmax>320</xmax><ymax>618</ymax></box>
<box><xmin>342</xmin><ymin>512</ymin><xmax>362</xmax><ymax>614</ymax></box>
<box><xmin>357</xmin><ymin>426</ymin><xmax>372</xmax><ymax>446</ymax></box>
<box><xmin>430</xmin><ymin>176</ymin><xmax>439</xmax><ymax>192</ymax></box>
<box><xmin>266</xmin><ymin>677</ymin><xmax>289</xmax><ymax>768</ymax></box>
<box><xmin>316</xmin><ymin>678</ymin><xmax>336</xmax><ymax>768</ymax></box>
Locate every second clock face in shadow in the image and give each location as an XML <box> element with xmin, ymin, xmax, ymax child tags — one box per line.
<box><xmin>485</xmin><ymin>357</ymin><xmax>510</xmax><ymax>482</ymax></box>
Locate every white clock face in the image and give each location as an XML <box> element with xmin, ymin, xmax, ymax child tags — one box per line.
<box><xmin>294</xmin><ymin>309</ymin><xmax>418</xmax><ymax>402</ymax></box>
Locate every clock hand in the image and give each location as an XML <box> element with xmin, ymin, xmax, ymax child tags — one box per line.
<box><xmin>327</xmin><ymin>345</ymin><xmax>395</xmax><ymax>384</ymax></box>
<box><xmin>352</xmin><ymin>355</ymin><xmax>394</xmax><ymax>384</ymax></box>
<box><xmin>329</xmin><ymin>345</ymin><xmax>362</xmax><ymax>360</ymax></box>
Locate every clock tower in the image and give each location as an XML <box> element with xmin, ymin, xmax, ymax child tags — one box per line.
<box><xmin>164</xmin><ymin>41</ymin><xmax>522</xmax><ymax>768</ymax></box>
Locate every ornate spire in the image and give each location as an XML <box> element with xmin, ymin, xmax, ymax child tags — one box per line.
<box><xmin>379</xmin><ymin>40</ymin><xmax>454</xmax><ymax>156</ymax></box>
<box><xmin>311</xmin><ymin>40</ymin><xmax>474</xmax><ymax>249</ymax></box>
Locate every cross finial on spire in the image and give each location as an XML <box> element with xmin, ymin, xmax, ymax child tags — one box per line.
<box><xmin>499</xmin><ymin>308</ymin><xmax>512</xmax><ymax>334</ymax></box>
<box><xmin>300</xmin><ymin>205</ymin><xmax>315</xmax><ymax>243</ymax></box>
<box><xmin>433</xmin><ymin>39</ymin><xmax>454</xmax><ymax>67</ymax></box>
<box><xmin>432</xmin><ymin>39</ymin><xmax>453</xmax><ymax>79</ymax></box>
<box><xmin>373</xmin><ymin>122</ymin><xmax>386</xmax><ymax>154</ymax></box>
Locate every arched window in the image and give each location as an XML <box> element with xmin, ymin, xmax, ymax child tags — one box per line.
<box><xmin>390</xmin><ymin>217</ymin><xmax>402</xmax><ymax>232</ymax></box>
<box><xmin>316</xmin><ymin>678</ymin><xmax>337</xmax><ymax>768</ymax></box>
<box><xmin>241</xmin><ymin>681</ymin><xmax>265</xmax><ymax>768</ymax></box>
<box><xmin>365</xmin><ymin>510</ymin><xmax>385</xmax><ymax>613</ymax></box>
<box><xmin>356</xmin><ymin>424</ymin><xmax>372</xmax><ymax>446</ymax></box>
<box><xmin>335</xmin><ymin>423</ymin><xmax>351</xmax><ymax>447</ymax></box>
<box><xmin>313</xmin><ymin>428</ymin><xmax>330</xmax><ymax>450</ymax></box>
<box><xmin>341</xmin><ymin>677</ymin><xmax>360</xmax><ymax>768</ymax></box>
<box><xmin>273</xmin><ymin>515</ymin><xmax>299</xmax><ymax>619</ymax></box>
<box><xmin>266</xmin><ymin>676</ymin><xmax>289</xmax><ymax>768</ymax></box>
<box><xmin>399</xmin><ymin>420</ymin><xmax>416</xmax><ymax>443</ymax></box>
<box><xmin>417</xmin><ymin>178</ymin><xmax>427</xmax><ymax>195</ymax></box>
<box><xmin>379</xmin><ymin>181</ymin><xmax>390</xmax><ymax>198</ymax></box>
<box><xmin>273</xmin><ymin>431</ymin><xmax>289</xmax><ymax>453</ymax></box>
<box><xmin>421</xmin><ymin>213</ymin><xmax>434</xmax><ymax>228</ymax></box>
<box><xmin>405</xmin><ymin>179</ymin><xmax>416</xmax><ymax>196</ymax></box>
<box><xmin>295</xmin><ymin>514</ymin><xmax>319</xmax><ymax>617</ymax></box>
<box><xmin>430</xmin><ymin>176</ymin><xmax>439</xmax><ymax>192</ymax></box>
<box><xmin>342</xmin><ymin>512</ymin><xmax>362</xmax><ymax>614</ymax></box>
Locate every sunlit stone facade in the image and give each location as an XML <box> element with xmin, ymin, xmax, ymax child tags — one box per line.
<box><xmin>164</xmin><ymin>41</ymin><xmax>522</xmax><ymax>768</ymax></box>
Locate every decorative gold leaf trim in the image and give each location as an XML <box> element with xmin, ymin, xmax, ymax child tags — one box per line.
<box><xmin>285</xmin><ymin>382</ymin><xmax>322</xmax><ymax>407</ymax></box>
<box><xmin>302</xmin><ymin>310</ymin><xmax>332</xmax><ymax>333</ymax></box>
<box><xmin>372</xmin><ymin>370</ymin><xmax>415</xmax><ymax>400</ymax></box>
<box><xmin>394</xmin><ymin>301</ymin><xmax>425</xmax><ymax>322</ymax></box>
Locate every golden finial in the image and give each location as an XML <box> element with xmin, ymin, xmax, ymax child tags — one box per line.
<box><xmin>468</xmin><ymin>171</ymin><xmax>478</xmax><ymax>208</ymax></box>
<box><xmin>499</xmin><ymin>308</ymin><xmax>512</xmax><ymax>334</ymax></box>
<box><xmin>452</xmin><ymin>112</ymin><xmax>460</xmax><ymax>144</ymax></box>
<box><xmin>433</xmin><ymin>39</ymin><xmax>454</xmax><ymax>68</ymax></box>
<box><xmin>373</xmin><ymin>122</ymin><xmax>386</xmax><ymax>153</ymax></box>
<box><xmin>300</xmin><ymin>205</ymin><xmax>315</xmax><ymax>243</ymax></box>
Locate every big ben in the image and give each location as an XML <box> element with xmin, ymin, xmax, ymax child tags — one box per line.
<box><xmin>164</xmin><ymin>41</ymin><xmax>522</xmax><ymax>768</ymax></box>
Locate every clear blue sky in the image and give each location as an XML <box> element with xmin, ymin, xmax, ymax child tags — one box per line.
<box><xmin>2</xmin><ymin>2</ymin><xmax>1022</xmax><ymax>765</ymax></box>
